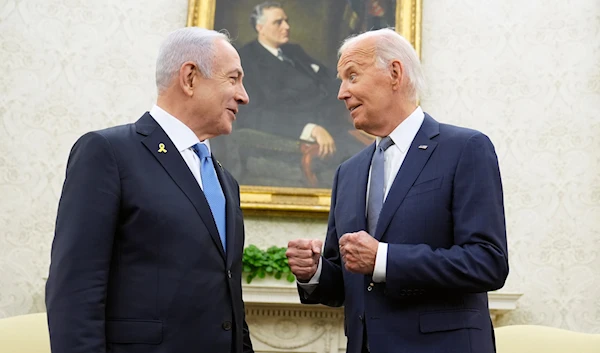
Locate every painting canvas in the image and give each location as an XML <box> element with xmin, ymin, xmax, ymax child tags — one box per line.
<box><xmin>187</xmin><ymin>0</ymin><xmax>421</xmax><ymax>214</ymax></box>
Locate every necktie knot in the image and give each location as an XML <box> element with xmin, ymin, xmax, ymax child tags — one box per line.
<box><xmin>277</xmin><ymin>48</ymin><xmax>295</xmax><ymax>67</ymax></box>
<box><xmin>378</xmin><ymin>136</ymin><xmax>394</xmax><ymax>152</ymax></box>
<box><xmin>193</xmin><ymin>143</ymin><xmax>210</xmax><ymax>160</ymax></box>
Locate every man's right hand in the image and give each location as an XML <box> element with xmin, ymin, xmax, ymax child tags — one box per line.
<box><xmin>286</xmin><ymin>239</ymin><xmax>323</xmax><ymax>282</ymax></box>
<box><xmin>311</xmin><ymin>125</ymin><xmax>336</xmax><ymax>158</ymax></box>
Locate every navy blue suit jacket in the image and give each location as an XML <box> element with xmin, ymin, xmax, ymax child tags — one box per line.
<box><xmin>46</xmin><ymin>113</ymin><xmax>253</xmax><ymax>353</ymax></box>
<box><xmin>301</xmin><ymin>114</ymin><xmax>509</xmax><ymax>353</ymax></box>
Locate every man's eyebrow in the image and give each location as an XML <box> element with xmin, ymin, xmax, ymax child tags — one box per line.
<box><xmin>226</xmin><ymin>68</ymin><xmax>244</xmax><ymax>77</ymax></box>
<box><xmin>336</xmin><ymin>65</ymin><xmax>356</xmax><ymax>79</ymax></box>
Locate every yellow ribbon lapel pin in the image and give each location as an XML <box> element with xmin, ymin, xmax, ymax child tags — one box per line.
<box><xmin>157</xmin><ymin>143</ymin><xmax>167</xmax><ymax>153</ymax></box>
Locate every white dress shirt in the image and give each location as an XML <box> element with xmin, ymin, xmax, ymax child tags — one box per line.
<box><xmin>149</xmin><ymin>105</ymin><xmax>210</xmax><ymax>189</ymax></box>
<box><xmin>300</xmin><ymin>106</ymin><xmax>425</xmax><ymax>289</ymax></box>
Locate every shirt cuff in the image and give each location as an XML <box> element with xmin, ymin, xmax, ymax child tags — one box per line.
<box><xmin>372</xmin><ymin>242</ymin><xmax>388</xmax><ymax>283</ymax></box>
<box><xmin>297</xmin><ymin>257</ymin><xmax>322</xmax><ymax>295</ymax></box>
<box><xmin>300</xmin><ymin>123</ymin><xmax>317</xmax><ymax>142</ymax></box>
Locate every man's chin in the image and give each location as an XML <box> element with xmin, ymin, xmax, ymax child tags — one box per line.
<box><xmin>353</xmin><ymin>118</ymin><xmax>364</xmax><ymax>131</ymax></box>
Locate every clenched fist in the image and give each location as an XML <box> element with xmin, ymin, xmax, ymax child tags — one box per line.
<box><xmin>286</xmin><ymin>239</ymin><xmax>323</xmax><ymax>282</ymax></box>
<box><xmin>339</xmin><ymin>231</ymin><xmax>379</xmax><ymax>274</ymax></box>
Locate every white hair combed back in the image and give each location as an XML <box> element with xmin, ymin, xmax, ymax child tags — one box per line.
<box><xmin>339</xmin><ymin>28</ymin><xmax>425</xmax><ymax>101</ymax></box>
<box><xmin>155</xmin><ymin>27</ymin><xmax>230</xmax><ymax>94</ymax></box>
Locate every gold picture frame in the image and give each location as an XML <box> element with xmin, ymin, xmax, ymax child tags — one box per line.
<box><xmin>187</xmin><ymin>0</ymin><xmax>422</xmax><ymax>217</ymax></box>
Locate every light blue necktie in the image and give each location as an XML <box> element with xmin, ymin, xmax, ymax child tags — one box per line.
<box><xmin>192</xmin><ymin>143</ymin><xmax>226</xmax><ymax>252</ymax></box>
<box><xmin>367</xmin><ymin>136</ymin><xmax>395</xmax><ymax>236</ymax></box>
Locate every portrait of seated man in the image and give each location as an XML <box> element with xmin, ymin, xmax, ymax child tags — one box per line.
<box><xmin>214</xmin><ymin>1</ymin><xmax>374</xmax><ymax>188</ymax></box>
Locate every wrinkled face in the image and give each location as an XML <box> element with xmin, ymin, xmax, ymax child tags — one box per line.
<box><xmin>193</xmin><ymin>40</ymin><xmax>249</xmax><ymax>137</ymax></box>
<box><xmin>337</xmin><ymin>39</ymin><xmax>395</xmax><ymax>136</ymax></box>
<box><xmin>256</xmin><ymin>7</ymin><xmax>290</xmax><ymax>48</ymax></box>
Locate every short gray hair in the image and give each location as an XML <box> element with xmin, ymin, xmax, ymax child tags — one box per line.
<box><xmin>339</xmin><ymin>28</ymin><xmax>425</xmax><ymax>101</ymax></box>
<box><xmin>250</xmin><ymin>1</ymin><xmax>282</xmax><ymax>31</ymax></box>
<box><xmin>155</xmin><ymin>27</ymin><xmax>231</xmax><ymax>94</ymax></box>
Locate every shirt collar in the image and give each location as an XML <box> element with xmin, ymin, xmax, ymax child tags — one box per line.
<box><xmin>376</xmin><ymin>106</ymin><xmax>425</xmax><ymax>153</ymax></box>
<box><xmin>149</xmin><ymin>104</ymin><xmax>211</xmax><ymax>154</ymax></box>
<box><xmin>258</xmin><ymin>39</ymin><xmax>280</xmax><ymax>58</ymax></box>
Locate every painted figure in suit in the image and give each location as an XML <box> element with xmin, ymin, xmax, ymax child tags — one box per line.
<box><xmin>286</xmin><ymin>28</ymin><xmax>509</xmax><ymax>353</ymax></box>
<box><xmin>45</xmin><ymin>28</ymin><xmax>254</xmax><ymax>353</ymax></box>
<box><xmin>235</xmin><ymin>1</ymin><xmax>367</xmax><ymax>180</ymax></box>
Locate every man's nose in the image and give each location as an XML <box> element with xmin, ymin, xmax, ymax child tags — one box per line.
<box><xmin>237</xmin><ymin>84</ymin><xmax>249</xmax><ymax>105</ymax></box>
<box><xmin>337</xmin><ymin>81</ymin><xmax>350</xmax><ymax>101</ymax></box>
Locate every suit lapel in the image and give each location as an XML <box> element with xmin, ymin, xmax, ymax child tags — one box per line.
<box><xmin>254</xmin><ymin>41</ymin><xmax>320</xmax><ymax>84</ymax></box>
<box><xmin>282</xmin><ymin>46</ymin><xmax>324</xmax><ymax>84</ymax></box>
<box><xmin>374</xmin><ymin>115</ymin><xmax>440</xmax><ymax>240</ymax></box>
<box><xmin>354</xmin><ymin>144</ymin><xmax>375</xmax><ymax>232</ymax></box>
<box><xmin>136</xmin><ymin>113</ymin><xmax>226</xmax><ymax>260</ymax></box>
<box><xmin>213</xmin><ymin>158</ymin><xmax>237</xmax><ymax>266</ymax></box>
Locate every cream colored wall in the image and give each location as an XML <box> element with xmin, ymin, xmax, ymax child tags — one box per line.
<box><xmin>0</xmin><ymin>0</ymin><xmax>188</xmax><ymax>316</ymax></box>
<box><xmin>1</xmin><ymin>0</ymin><xmax>599</xmax><ymax>333</ymax></box>
<box><xmin>420</xmin><ymin>1</ymin><xmax>600</xmax><ymax>333</ymax></box>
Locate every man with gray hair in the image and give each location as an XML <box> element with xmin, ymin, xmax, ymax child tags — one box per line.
<box><xmin>45</xmin><ymin>27</ymin><xmax>254</xmax><ymax>353</ymax></box>
<box><xmin>286</xmin><ymin>28</ymin><xmax>508</xmax><ymax>353</ymax></box>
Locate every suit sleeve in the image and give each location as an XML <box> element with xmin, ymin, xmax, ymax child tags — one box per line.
<box><xmin>45</xmin><ymin>132</ymin><xmax>120</xmax><ymax>353</ymax></box>
<box><xmin>300</xmin><ymin>167</ymin><xmax>345</xmax><ymax>307</ymax></box>
<box><xmin>385</xmin><ymin>132</ymin><xmax>509</xmax><ymax>293</ymax></box>
<box><xmin>228</xmin><ymin>178</ymin><xmax>254</xmax><ymax>353</ymax></box>
<box><xmin>242</xmin><ymin>319</ymin><xmax>253</xmax><ymax>353</ymax></box>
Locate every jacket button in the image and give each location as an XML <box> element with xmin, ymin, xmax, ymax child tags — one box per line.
<box><xmin>227</xmin><ymin>270</ymin><xmax>232</xmax><ymax>279</ymax></box>
<box><xmin>358</xmin><ymin>315</ymin><xmax>363</xmax><ymax>321</ymax></box>
<box><xmin>222</xmin><ymin>321</ymin><xmax>232</xmax><ymax>330</ymax></box>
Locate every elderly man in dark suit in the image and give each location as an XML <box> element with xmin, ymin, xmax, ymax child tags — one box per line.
<box><xmin>286</xmin><ymin>28</ymin><xmax>509</xmax><ymax>353</ymax></box>
<box><xmin>236</xmin><ymin>1</ymin><xmax>367</xmax><ymax>183</ymax></box>
<box><xmin>45</xmin><ymin>27</ymin><xmax>253</xmax><ymax>353</ymax></box>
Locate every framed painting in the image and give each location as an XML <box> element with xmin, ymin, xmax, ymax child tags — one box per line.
<box><xmin>187</xmin><ymin>0</ymin><xmax>422</xmax><ymax>216</ymax></box>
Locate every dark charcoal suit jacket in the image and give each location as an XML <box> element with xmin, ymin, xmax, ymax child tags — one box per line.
<box><xmin>46</xmin><ymin>112</ymin><xmax>253</xmax><ymax>353</ymax></box>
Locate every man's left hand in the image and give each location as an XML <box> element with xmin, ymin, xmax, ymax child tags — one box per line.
<box><xmin>339</xmin><ymin>231</ymin><xmax>378</xmax><ymax>274</ymax></box>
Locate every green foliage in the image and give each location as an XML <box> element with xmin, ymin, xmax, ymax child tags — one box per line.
<box><xmin>242</xmin><ymin>245</ymin><xmax>296</xmax><ymax>284</ymax></box>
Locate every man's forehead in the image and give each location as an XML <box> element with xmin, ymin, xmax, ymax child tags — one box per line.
<box><xmin>337</xmin><ymin>44</ymin><xmax>376</xmax><ymax>70</ymax></box>
<box><xmin>213</xmin><ymin>41</ymin><xmax>244</xmax><ymax>75</ymax></box>
<box><xmin>265</xmin><ymin>7</ymin><xmax>286</xmax><ymax>19</ymax></box>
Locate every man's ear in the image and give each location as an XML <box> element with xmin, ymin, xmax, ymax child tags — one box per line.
<box><xmin>255</xmin><ymin>23</ymin><xmax>263</xmax><ymax>34</ymax></box>
<box><xmin>390</xmin><ymin>59</ymin><xmax>404</xmax><ymax>91</ymax></box>
<box><xmin>179</xmin><ymin>61</ymin><xmax>197</xmax><ymax>97</ymax></box>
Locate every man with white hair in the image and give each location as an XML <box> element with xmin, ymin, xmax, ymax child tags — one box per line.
<box><xmin>286</xmin><ymin>28</ymin><xmax>509</xmax><ymax>353</ymax></box>
<box><xmin>46</xmin><ymin>27</ymin><xmax>254</xmax><ymax>353</ymax></box>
